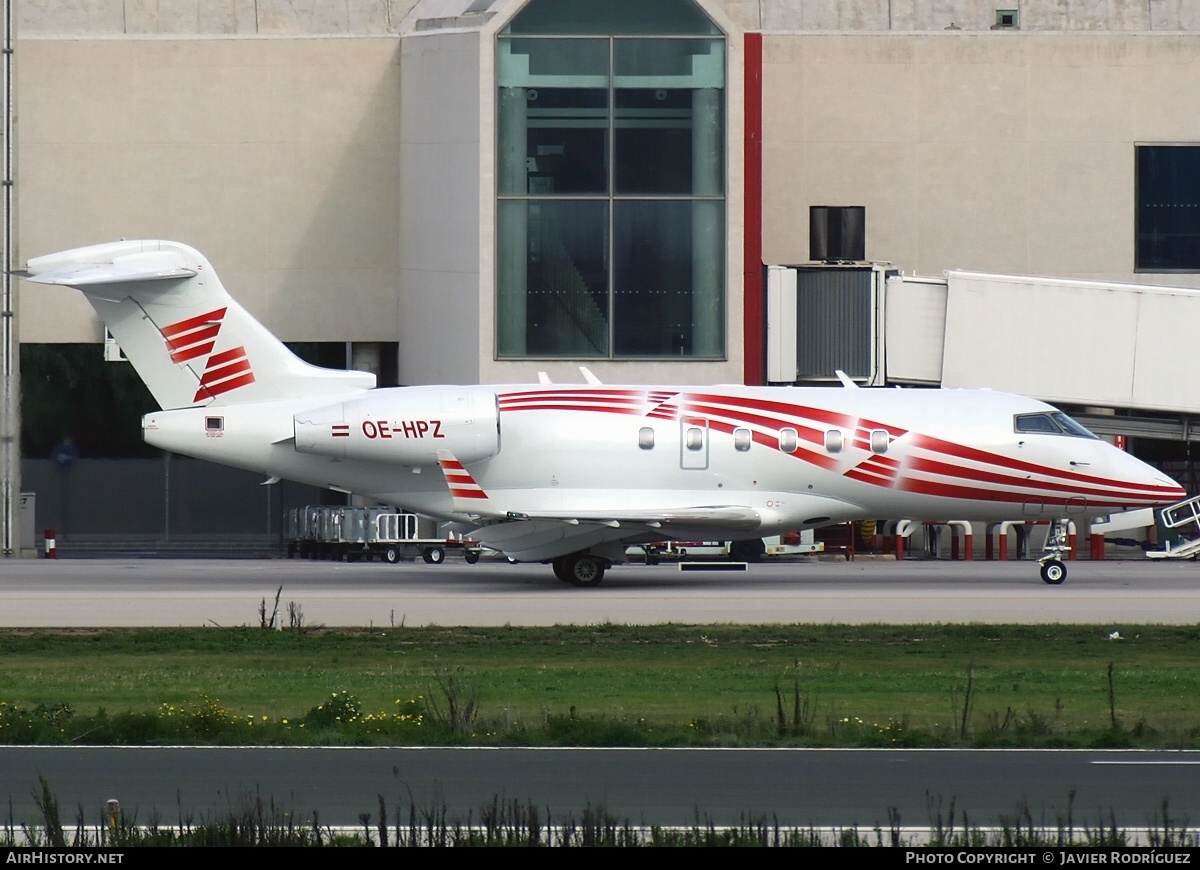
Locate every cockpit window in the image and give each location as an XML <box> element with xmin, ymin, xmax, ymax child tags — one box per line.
<box><xmin>1014</xmin><ymin>413</ymin><xmax>1058</xmax><ymax>434</ymax></box>
<box><xmin>1051</xmin><ymin>413</ymin><xmax>1099</xmax><ymax>438</ymax></box>
<box><xmin>1014</xmin><ymin>412</ymin><xmax>1099</xmax><ymax>439</ymax></box>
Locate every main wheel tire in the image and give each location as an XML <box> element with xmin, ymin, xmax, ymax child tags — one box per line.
<box><xmin>464</xmin><ymin>549</ymin><xmax>480</xmax><ymax>565</ymax></box>
<box><xmin>384</xmin><ymin>546</ymin><xmax>401</xmax><ymax>564</ymax></box>
<box><xmin>422</xmin><ymin>547</ymin><xmax>445</xmax><ymax>565</ymax></box>
<box><xmin>1040</xmin><ymin>560</ymin><xmax>1067</xmax><ymax>584</ymax></box>
<box><xmin>564</xmin><ymin>553</ymin><xmax>605</xmax><ymax>587</ymax></box>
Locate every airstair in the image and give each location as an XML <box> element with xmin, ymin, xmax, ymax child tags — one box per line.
<box><xmin>1145</xmin><ymin>494</ymin><xmax>1200</xmax><ymax>560</ymax></box>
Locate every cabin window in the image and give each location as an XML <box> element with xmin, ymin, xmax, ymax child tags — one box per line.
<box><xmin>779</xmin><ymin>428</ymin><xmax>798</xmax><ymax>453</ymax></box>
<box><xmin>870</xmin><ymin>429</ymin><xmax>889</xmax><ymax>454</ymax></box>
<box><xmin>733</xmin><ymin>428</ymin><xmax>751</xmax><ymax>451</ymax></box>
<box><xmin>824</xmin><ymin>429</ymin><xmax>843</xmax><ymax>453</ymax></box>
<box><xmin>638</xmin><ymin>426</ymin><xmax>655</xmax><ymax>449</ymax></box>
<box><xmin>686</xmin><ymin>427</ymin><xmax>704</xmax><ymax>450</ymax></box>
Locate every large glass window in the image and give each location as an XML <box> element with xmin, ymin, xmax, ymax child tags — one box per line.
<box><xmin>1136</xmin><ymin>145</ymin><xmax>1200</xmax><ymax>272</ymax></box>
<box><xmin>497</xmin><ymin>199</ymin><xmax>610</xmax><ymax>356</ymax></box>
<box><xmin>497</xmin><ymin>0</ymin><xmax>725</xmax><ymax>359</ymax></box>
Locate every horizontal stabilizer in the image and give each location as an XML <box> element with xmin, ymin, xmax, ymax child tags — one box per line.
<box><xmin>22</xmin><ymin>240</ymin><xmax>375</xmax><ymax>410</ymax></box>
<box><xmin>25</xmin><ymin>247</ymin><xmax>197</xmax><ymax>288</ymax></box>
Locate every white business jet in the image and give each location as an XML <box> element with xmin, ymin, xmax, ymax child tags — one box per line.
<box><xmin>23</xmin><ymin>241</ymin><xmax>1185</xmax><ymax>586</ymax></box>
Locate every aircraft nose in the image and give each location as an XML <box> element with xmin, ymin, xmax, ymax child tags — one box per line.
<box><xmin>1124</xmin><ymin>452</ymin><xmax>1186</xmax><ymax>505</ymax></box>
<box><xmin>1162</xmin><ymin>478</ymin><xmax>1188</xmax><ymax>503</ymax></box>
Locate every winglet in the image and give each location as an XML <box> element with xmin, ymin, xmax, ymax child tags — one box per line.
<box><xmin>436</xmin><ymin>449</ymin><xmax>498</xmax><ymax>515</ymax></box>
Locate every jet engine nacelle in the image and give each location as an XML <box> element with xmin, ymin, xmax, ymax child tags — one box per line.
<box><xmin>293</xmin><ymin>386</ymin><xmax>499</xmax><ymax>466</ymax></box>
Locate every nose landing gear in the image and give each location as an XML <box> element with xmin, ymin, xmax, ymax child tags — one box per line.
<box><xmin>1038</xmin><ymin>518</ymin><xmax>1070</xmax><ymax>584</ymax></box>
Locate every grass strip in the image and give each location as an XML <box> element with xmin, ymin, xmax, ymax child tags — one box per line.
<box><xmin>0</xmin><ymin>624</ymin><xmax>1197</xmax><ymax>747</ymax></box>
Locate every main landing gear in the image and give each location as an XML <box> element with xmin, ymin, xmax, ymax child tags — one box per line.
<box><xmin>1038</xmin><ymin>518</ymin><xmax>1070</xmax><ymax>585</ymax></box>
<box><xmin>551</xmin><ymin>552</ymin><xmax>608</xmax><ymax>587</ymax></box>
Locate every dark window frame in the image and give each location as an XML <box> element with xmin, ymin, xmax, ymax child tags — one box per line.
<box><xmin>495</xmin><ymin>2</ymin><xmax>727</xmax><ymax>361</ymax></box>
<box><xmin>1136</xmin><ymin>144</ymin><xmax>1200</xmax><ymax>273</ymax></box>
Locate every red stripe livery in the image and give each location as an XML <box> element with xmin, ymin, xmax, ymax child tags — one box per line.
<box><xmin>160</xmin><ymin>308</ymin><xmax>256</xmax><ymax>403</ymax></box>
<box><xmin>437</xmin><ymin>452</ymin><xmax>489</xmax><ymax>501</ymax></box>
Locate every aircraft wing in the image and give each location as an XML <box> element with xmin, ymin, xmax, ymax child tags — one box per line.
<box><xmin>430</xmin><ymin>448</ymin><xmax>868</xmax><ymax>562</ymax></box>
<box><xmin>434</xmin><ymin>448</ymin><xmax>767</xmax><ymax>559</ymax></box>
<box><xmin>496</xmin><ymin>506</ymin><xmax>761</xmax><ymax>529</ymax></box>
<box><xmin>462</xmin><ymin>507</ymin><xmax>761</xmax><ymax>563</ymax></box>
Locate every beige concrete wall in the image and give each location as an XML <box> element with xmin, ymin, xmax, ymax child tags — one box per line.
<box><xmin>19</xmin><ymin>1</ymin><xmax>419</xmax><ymax>36</ymax></box>
<box><xmin>19</xmin><ymin>37</ymin><xmax>402</xmax><ymax>342</ymax></box>
<box><xmin>727</xmin><ymin>0</ymin><xmax>1200</xmax><ymax>32</ymax></box>
<box><xmin>20</xmin><ymin>1</ymin><xmax>1200</xmax><ymax>372</ymax></box>
<box><xmin>20</xmin><ymin>1</ymin><xmax>1200</xmax><ymax>36</ymax></box>
<box><xmin>397</xmin><ymin>29</ymin><xmax>482</xmax><ymax>385</ymax></box>
<box><xmin>762</xmin><ymin>32</ymin><xmax>1200</xmax><ymax>288</ymax></box>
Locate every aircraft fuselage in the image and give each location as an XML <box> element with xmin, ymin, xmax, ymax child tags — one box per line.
<box><xmin>143</xmin><ymin>383</ymin><xmax>1181</xmax><ymax>540</ymax></box>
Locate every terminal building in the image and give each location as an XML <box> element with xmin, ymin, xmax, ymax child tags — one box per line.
<box><xmin>9</xmin><ymin>0</ymin><xmax>1200</xmax><ymax>550</ymax></box>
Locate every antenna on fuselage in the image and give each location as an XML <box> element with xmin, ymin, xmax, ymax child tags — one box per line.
<box><xmin>834</xmin><ymin>370</ymin><xmax>858</xmax><ymax>389</ymax></box>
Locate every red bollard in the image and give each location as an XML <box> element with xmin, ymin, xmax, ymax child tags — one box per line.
<box><xmin>44</xmin><ymin>528</ymin><xmax>56</xmax><ymax>559</ymax></box>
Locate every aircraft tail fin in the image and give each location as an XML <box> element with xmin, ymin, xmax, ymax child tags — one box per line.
<box><xmin>23</xmin><ymin>240</ymin><xmax>375</xmax><ymax>410</ymax></box>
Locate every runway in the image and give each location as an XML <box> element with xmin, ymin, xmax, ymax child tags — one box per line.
<box><xmin>3</xmin><ymin>746</ymin><xmax>1198</xmax><ymax>830</ymax></box>
<box><xmin>0</xmin><ymin>556</ymin><xmax>1197</xmax><ymax>627</ymax></box>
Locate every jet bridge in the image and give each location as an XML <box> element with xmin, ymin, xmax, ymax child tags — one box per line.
<box><xmin>768</xmin><ymin>265</ymin><xmax>1200</xmax><ymax>441</ymax></box>
<box><xmin>890</xmin><ymin>270</ymin><xmax>1200</xmax><ymax>425</ymax></box>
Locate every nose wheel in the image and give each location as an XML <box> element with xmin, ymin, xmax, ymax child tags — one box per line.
<box><xmin>1038</xmin><ymin>518</ymin><xmax>1070</xmax><ymax>584</ymax></box>
<box><xmin>1039</xmin><ymin>559</ymin><xmax>1066</xmax><ymax>584</ymax></box>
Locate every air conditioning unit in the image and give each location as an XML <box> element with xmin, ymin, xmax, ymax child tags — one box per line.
<box><xmin>810</xmin><ymin>206</ymin><xmax>865</xmax><ymax>262</ymax></box>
